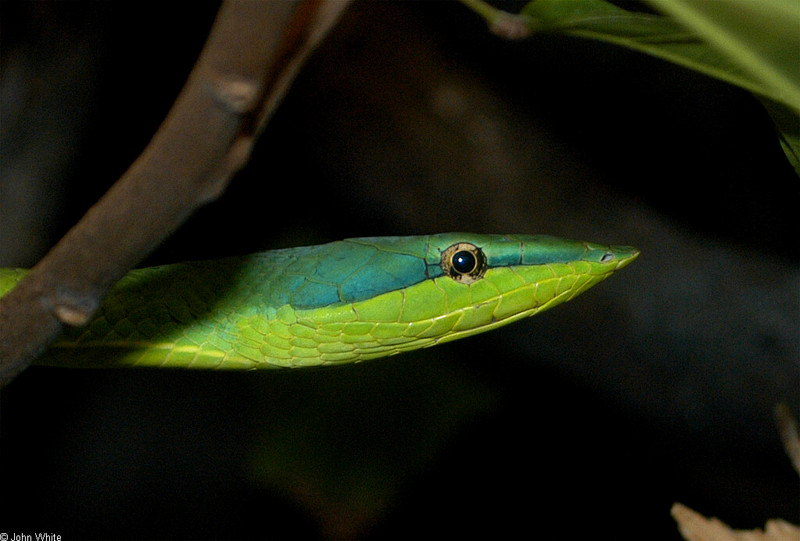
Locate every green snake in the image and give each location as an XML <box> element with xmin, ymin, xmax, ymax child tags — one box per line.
<box><xmin>0</xmin><ymin>234</ymin><xmax>638</xmax><ymax>369</ymax></box>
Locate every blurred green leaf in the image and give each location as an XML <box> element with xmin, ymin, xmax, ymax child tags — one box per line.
<box><xmin>645</xmin><ymin>0</ymin><xmax>800</xmax><ymax>174</ymax></box>
<box><xmin>462</xmin><ymin>0</ymin><xmax>800</xmax><ymax>174</ymax></box>
<box><xmin>245</xmin><ymin>356</ymin><xmax>496</xmax><ymax>538</ymax></box>
<box><xmin>645</xmin><ymin>0</ymin><xmax>800</xmax><ymax>112</ymax></box>
<box><xmin>518</xmin><ymin>0</ymin><xmax>787</xmax><ymax>103</ymax></box>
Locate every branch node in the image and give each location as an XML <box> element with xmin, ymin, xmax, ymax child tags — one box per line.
<box><xmin>53</xmin><ymin>298</ymin><xmax>96</xmax><ymax>327</ymax></box>
<box><xmin>211</xmin><ymin>75</ymin><xmax>261</xmax><ymax>115</ymax></box>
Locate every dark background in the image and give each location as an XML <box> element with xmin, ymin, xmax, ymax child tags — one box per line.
<box><xmin>1</xmin><ymin>1</ymin><xmax>797</xmax><ymax>539</ymax></box>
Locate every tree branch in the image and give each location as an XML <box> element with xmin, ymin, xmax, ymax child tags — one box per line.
<box><xmin>0</xmin><ymin>0</ymin><xmax>352</xmax><ymax>387</ymax></box>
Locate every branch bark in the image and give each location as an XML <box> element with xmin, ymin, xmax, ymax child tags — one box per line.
<box><xmin>0</xmin><ymin>0</ymin><xmax>352</xmax><ymax>387</ymax></box>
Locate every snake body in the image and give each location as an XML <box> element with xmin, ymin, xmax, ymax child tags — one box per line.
<box><xmin>0</xmin><ymin>234</ymin><xmax>638</xmax><ymax>369</ymax></box>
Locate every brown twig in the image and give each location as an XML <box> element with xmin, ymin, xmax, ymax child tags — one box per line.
<box><xmin>0</xmin><ymin>0</ymin><xmax>352</xmax><ymax>387</ymax></box>
<box><xmin>672</xmin><ymin>502</ymin><xmax>800</xmax><ymax>541</ymax></box>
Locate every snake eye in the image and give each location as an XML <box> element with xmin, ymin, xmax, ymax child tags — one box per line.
<box><xmin>452</xmin><ymin>250</ymin><xmax>477</xmax><ymax>274</ymax></box>
<box><xmin>442</xmin><ymin>242</ymin><xmax>486</xmax><ymax>284</ymax></box>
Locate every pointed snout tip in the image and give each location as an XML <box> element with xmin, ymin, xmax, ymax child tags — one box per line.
<box><xmin>610</xmin><ymin>245</ymin><xmax>639</xmax><ymax>269</ymax></box>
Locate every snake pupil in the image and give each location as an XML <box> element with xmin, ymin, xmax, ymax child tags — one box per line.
<box><xmin>452</xmin><ymin>251</ymin><xmax>477</xmax><ymax>274</ymax></box>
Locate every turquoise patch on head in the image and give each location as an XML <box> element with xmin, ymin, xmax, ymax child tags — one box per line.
<box><xmin>311</xmin><ymin>242</ymin><xmax>376</xmax><ymax>283</ymax></box>
<box><xmin>277</xmin><ymin>239</ymin><xmax>433</xmax><ymax>310</ymax></box>
<box><xmin>341</xmin><ymin>251</ymin><xmax>426</xmax><ymax>303</ymax></box>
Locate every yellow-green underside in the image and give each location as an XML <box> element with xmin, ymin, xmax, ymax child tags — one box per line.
<box><xmin>44</xmin><ymin>261</ymin><xmax>611</xmax><ymax>369</ymax></box>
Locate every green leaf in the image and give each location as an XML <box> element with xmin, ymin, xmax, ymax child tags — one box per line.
<box><xmin>645</xmin><ymin>0</ymin><xmax>800</xmax><ymax>113</ymax></box>
<box><xmin>644</xmin><ymin>0</ymin><xmax>800</xmax><ymax>174</ymax></box>
<box><xmin>518</xmin><ymin>0</ymin><xmax>791</xmax><ymax>107</ymax></box>
<box><xmin>461</xmin><ymin>0</ymin><xmax>800</xmax><ymax>175</ymax></box>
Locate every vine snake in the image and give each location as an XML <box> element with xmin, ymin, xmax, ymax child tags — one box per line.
<box><xmin>0</xmin><ymin>233</ymin><xmax>638</xmax><ymax>369</ymax></box>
